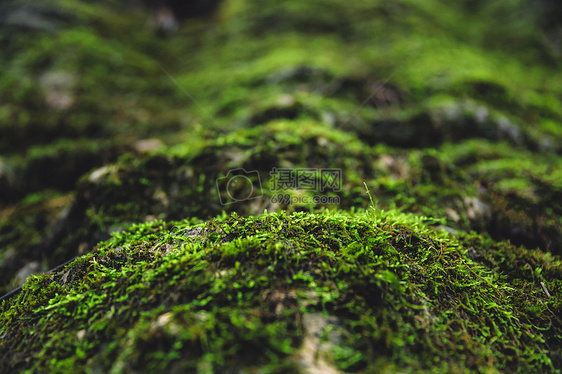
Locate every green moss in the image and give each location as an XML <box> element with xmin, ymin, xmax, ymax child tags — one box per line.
<box><xmin>1</xmin><ymin>0</ymin><xmax>562</xmax><ymax>371</ymax></box>
<box><xmin>1</xmin><ymin>210</ymin><xmax>560</xmax><ymax>372</ymax></box>
<box><xmin>0</xmin><ymin>191</ymin><xmax>73</xmax><ymax>290</ymax></box>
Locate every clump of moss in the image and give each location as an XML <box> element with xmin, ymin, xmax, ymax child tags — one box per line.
<box><xmin>1</xmin><ymin>210</ymin><xmax>560</xmax><ymax>372</ymax></box>
<box><xmin>2</xmin><ymin>112</ymin><xmax>560</xmax><ymax>294</ymax></box>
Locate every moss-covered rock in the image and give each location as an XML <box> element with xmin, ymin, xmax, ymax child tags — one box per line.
<box><xmin>1</xmin><ymin>211</ymin><xmax>561</xmax><ymax>372</ymax></box>
<box><xmin>1</xmin><ymin>0</ymin><xmax>561</xmax><ymax>371</ymax></box>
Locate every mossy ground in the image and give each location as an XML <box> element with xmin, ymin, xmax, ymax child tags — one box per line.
<box><xmin>1</xmin><ymin>0</ymin><xmax>561</xmax><ymax>372</ymax></box>
<box><xmin>1</xmin><ymin>210</ymin><xmax>561</xmax><ymax>373</ymax></box>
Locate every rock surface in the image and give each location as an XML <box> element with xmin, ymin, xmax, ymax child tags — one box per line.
<box><xmin>0</xmin><ymin>0</ymin><xmax>561</xmax><ymax>372</ymax></box>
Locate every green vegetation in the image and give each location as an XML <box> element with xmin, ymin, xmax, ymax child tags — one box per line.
<box><xmin>1</xmin><ymin>210</ymin><xmax>560</xmax><ymax>372</ymax></box>
<box><xmin>0</xmin><ymin>0</ymin><xmax>561</xmax><ymax>372</ymax></box>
